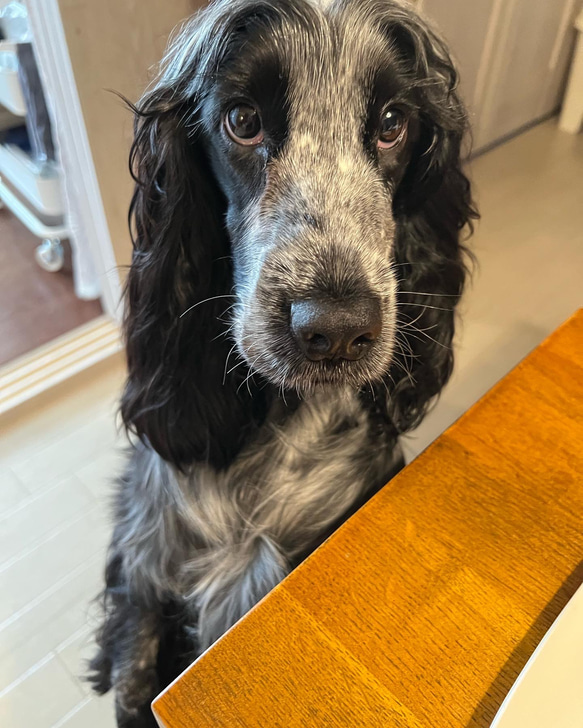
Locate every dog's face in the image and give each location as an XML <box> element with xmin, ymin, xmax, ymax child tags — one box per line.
<box><xmin>197</xmin><ymin>1</ymin><xmax>420</xmax><ymax>392</ymax></box>
<box><xmin>124</xmin><ymin>0</ymin><xmax>473</xmax><ymax>465</ymax></box>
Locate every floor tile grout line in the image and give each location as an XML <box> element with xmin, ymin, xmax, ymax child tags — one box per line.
<box><xmin>55</xmin><ymin>623</ymin><xmax>94</xmax><ymax>653</ymax></box>
<box><xmin>7</xmin><ymin>428</ymin><xmax>122</xmax><ymax>487</ymax></box>
<box><xmin>0</xmin><ymin>651</ymin><xmax>55</xmax><ymax>699</ymax></box>
<box><xmin>0</xmin><ymin>501</ymin><xmax>107</xmax><ymax>574</ymax></box>
<box><xmin>0</xmin><ymin>408</ymin><xmax>121</xmax><ymax>475</ymax></box>
<box><xmin>0</xmin><ymin>464</ymin><xmax>32</xmax><ymax>498</ymax></box>
<box><xmin>50</xmin><ymin>694</ymin><xmax>94</xmax><ymax>728</ymax></box>
<box><xmin>54</xmin><ymin>648</ymin><xmax>90</xmax><ymax>701</ymax></box>
<box><xmin>0</xmin><ymin>552</ymin><xmax>104</xmax><ymax>634</ymax></box>
<box><xmin>0</xmin><ymin>595</ymin><xmax>103</xmax><ymax>686</ymax></box>
<box><xmin>0</xmin><ymin>472</ymin><xmax>89</xmax><ymax>524</ymax></box>
<box><xmin>55</xmin><ymin>647</ymin><xmax>89</xmax><ymax>698</ymax></box>
<box><xmin>0</xmin><ymin>396</ymin><xmax>119</xmax><ymax>443</ymax></box>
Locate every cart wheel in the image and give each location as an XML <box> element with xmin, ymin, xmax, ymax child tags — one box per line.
<box><xmin>35</xmin><ymin>239</ymin><xmax>64</xmax><ymax>272</ymax></box>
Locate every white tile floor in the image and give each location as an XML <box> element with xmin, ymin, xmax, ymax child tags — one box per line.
<box><xmin>0</xmin><ymin>363</ymin><xmax>124</xmax><ymax>727</ymax></box>
<box><xmin>0</xmin><ymin>119</ymin><xmax>582</xmax><ymax>727</ymax></box>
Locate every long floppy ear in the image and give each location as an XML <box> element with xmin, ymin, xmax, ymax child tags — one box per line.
<box><xmin>121</xmin><ymin>9</ymin><xmax>271</xmax><ymax>470</ymax></box>
<box><xmin>375</xmin><ymin>2</ymin><xmax>479</xmax><ymax>434</ymax></box>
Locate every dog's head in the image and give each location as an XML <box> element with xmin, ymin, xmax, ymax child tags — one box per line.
<box><xmin>122</xmin><ymin>0</ymin><xmax>477</xmax><ymax>467</ymax></box>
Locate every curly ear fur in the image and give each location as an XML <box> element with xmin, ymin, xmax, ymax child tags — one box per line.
<box><xmin>374</xmin><ymin>3</ymin><xmax>479</xmax><ymax>433</ymax></box>
<box><xmin>121</xmin><ymin>14</ymin><xmax>278</xmax><ymax>470</ymax></box>
<box><xmin>120</xmin><ymin>1</ymin><xmax>322</xmax><ymax>470</ymax></box>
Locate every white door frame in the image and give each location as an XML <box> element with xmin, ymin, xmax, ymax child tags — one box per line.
<box><xmin>24</xmin><ymin>0</ymin><xmax>123</xmax><ymax>322</ymax></box>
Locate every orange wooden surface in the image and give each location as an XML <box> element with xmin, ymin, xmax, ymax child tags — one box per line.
<box><xmin>154</xmin><ymin>310</ymin><xmax>583</xmax><ymax>727</ymax></box>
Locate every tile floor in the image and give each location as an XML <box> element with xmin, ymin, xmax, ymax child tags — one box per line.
<box><xmin>0</xmin><ymin>118</ymin><xmax>582</xmax><ymax>727</ymax></box>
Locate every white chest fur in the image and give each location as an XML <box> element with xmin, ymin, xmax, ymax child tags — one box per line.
<box><xmin>121</xmin><ymin>389</ymin><xmax>397</xmax><ymax>650</ymax></box>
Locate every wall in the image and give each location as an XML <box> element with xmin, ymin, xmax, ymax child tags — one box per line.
<box><xmin>57</xmin><ymin>0</ymin><xmax>205</xmax><ymax>270</ymax></box>
<box><xmin>58</xmin><ymin>0</ymin><xmax>581</xmax><ymax>272</ymax></box>
<box><xmin>425</xmin><ymin>0</ymin><xmax>582</xmax><ymax>151</ymax></box>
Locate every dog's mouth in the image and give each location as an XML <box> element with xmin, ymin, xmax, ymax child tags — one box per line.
<box><xmin>236</xmin><ymin>308</ymin><xmax>396</xmax><ymax>394</ymax></box>
<box><xmin>246</xmin><ymin>349</ymin><xmax>394</xmax><ymax>395</ymax></box>
<box><xmin>294</xmin><ymin>358</ymin><xmax>387</xmax><ymax>392</ymax></box>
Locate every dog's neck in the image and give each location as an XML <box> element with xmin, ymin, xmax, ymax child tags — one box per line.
<box><xmin>119</xmin><ymin>387</ymin><xmax>400</xmax><ymax>651</ymax></box>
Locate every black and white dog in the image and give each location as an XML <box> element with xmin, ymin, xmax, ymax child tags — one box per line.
<box><xmin>89</xmin><ymin>0</ymin><xmax>476</xmax><ymax>724</ymax></box>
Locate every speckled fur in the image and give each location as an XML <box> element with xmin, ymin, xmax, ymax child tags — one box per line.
<box><xmin>88</xmin><ymin>1</ymin><xmax>477</xmax><ymax>725</ymax></box>
<box><xmin>120</xmin><ymin>390</ymin><xmax>397</xmax><ymax>647</ymax></box>
<box><xmin>95</xmin><ymin>391</ymin><xmax>399</xmax><ymax>725</ymax></box>
<box><xmin>226</xmin><ymin>2</ymin><xmax>401</xmax><ymax>390</ymax></box>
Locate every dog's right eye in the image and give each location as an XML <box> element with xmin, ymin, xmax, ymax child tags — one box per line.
<box><xmin>378</xmin><ymin>108</ymin><xmax>407</xmax><ymax>150</ymax></box>
<box><xmin>224</xmin><ymin>104</ymin><xmax>264</xmax><ymax>146</ymax></box>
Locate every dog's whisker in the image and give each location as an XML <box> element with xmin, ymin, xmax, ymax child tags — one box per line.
<box><xmin>391</xmin><ymin>339</ymin><xmax>416</xmax><ymax>385</ymax></box>
<box><xmin>217</xmin><ymin>302</ymin><xmax>238</xmax><ymax>318</ymax></box>
<box><xmin>236</xmin><ymin>353</ymin><xmax>262</xmax><ymax>396</ymax></box>
<box><xmin>396</xmin><ymin>315</ymin><xmax>441</xmax><ymax>335</ymax></box>
<box><xmin>398</xmin><ymin>291</ymin><xmax>461</xmax><ymax>297</ymax></box>
<box><xmin>395</xmin><ymin>338</ymin><xmax>417</xmax><ymax>359</ymax></box>
<box><xmin>179</xmin><ymin>295</ymin><xmax>236</xmax><ymax>319</ymax></box>
<box><xmin>222</xmin><ymin>344</ymin><xmax>238</xmax><ymax>385</ymax></box>
<box><xmin>226</xmin><ymin>358</ymin><xmax>247</xmax><ymax>376</ymax></box>
<box><xmin>245</xmin><ymin>370</ymin><xmax>256</xmax><ymax>398</ymax></box>
<box><xmin>391</xmin><ymin>261</ymin><xmax>439</xmax><ymax>268</ymax></box>
<box><xmin>393</xmin><ymin>335</ymin><xmax>413</xmax><ymax>363</ymax></box>
<box><xmin>400</xmin><ymin>326</ymin><xmax>452</xmax><ymax>351</ymax></box>
<box><xmin>397</xmin><ymin>308</ymin><xmax>425</xmax><ymax>329</ymax></box>
<box><xmin>400</xmin><ymin>302</ymin><xmax>454</xmax><ymax>312</ymax></box>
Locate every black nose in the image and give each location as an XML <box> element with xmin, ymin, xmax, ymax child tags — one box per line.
<box><xmin>290</xmin><ymin>298</ymin><xmax>382</xmax><ymax>362</ymax></box>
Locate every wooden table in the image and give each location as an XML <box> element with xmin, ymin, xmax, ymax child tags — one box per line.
<box><xmin>154</xmin><ymin>310</ymin><xmax>583</xmax><ymax>728</ymax></box>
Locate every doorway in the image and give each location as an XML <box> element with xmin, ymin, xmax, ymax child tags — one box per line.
<box><xmin>0</xmin><ymin>0</ymin><xmax>121</xmax><ymax>386</ymax></box>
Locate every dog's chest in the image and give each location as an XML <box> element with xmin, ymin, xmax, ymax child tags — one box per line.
<box><xmin>179</xmin><ymin>391</ymin><xmax>395</xmax><ymax>559</ymax></box>
<box><xmin>173</xmin><ymin>389</ymin><xmax>399</xmax><ymax>647</ymax></box>
<box><xmin>120</xmin><ymin>390</ymin><xmax>399</xmax><ymax>649</ymax></box>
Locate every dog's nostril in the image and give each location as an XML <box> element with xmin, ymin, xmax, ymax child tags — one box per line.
<box><xmin>346</xmin><ymin>333</ymin><xmax>376</xmax><ymax>361</ymax></box>
<box><xmin>353</xmin><ymin>334</ymin><xmax>374</xmax><ymax>346</ymax></box>
<box><xmin>290</xmin><ymin>298</ymin><xmax>381</xmax><ymax>363</ymax></box>
<box><xmin>306</xmin><ymin>333</ymin><xmax>330</xmax><ymax>351</ymax></box>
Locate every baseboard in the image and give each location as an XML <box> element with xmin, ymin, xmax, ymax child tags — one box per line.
<box><xmin>0</xmin><ymin>315</ymin><xmax>122</xmax><ymax>415</ymax></box>
<box><xmin>471</xmin><ymin>111</ymin><xmax>560</xmax><ymax>158</ymax></box>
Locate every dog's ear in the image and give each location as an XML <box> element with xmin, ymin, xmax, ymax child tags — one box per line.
<box><xmin>120</xmin><ymin>12</ymin><xmax>270</xmax><ymax>470</ymax></box>
<box><xmin>376</xmin><ymin>4</ymin><xmax>479</xmax><ymax>434</ymax></box>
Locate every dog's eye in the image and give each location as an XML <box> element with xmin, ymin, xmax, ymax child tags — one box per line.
<box><xmin>378</xmin><ymin>108</ymin><xmax>407</xmax><ymax>149</ymax></box>
<box><xmin>224</xmin><ymin>104</ymin><xmax>264</xmax><ymax>146</ymax></box>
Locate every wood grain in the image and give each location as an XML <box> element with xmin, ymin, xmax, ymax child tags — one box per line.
<box><xmin>154</xmin><ymin>310</ymin><xmax>583</xmax><ymax>728</ymax></box>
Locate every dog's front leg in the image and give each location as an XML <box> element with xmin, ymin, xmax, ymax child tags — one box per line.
<box><xmin>112</xmin><ymin>602</ymin><xmax>161</xmax><ymax>728</ymax></box>
<box><xmin>90</xmin><ymin>552</ymin><xmax>163</xmax><ymax>728</ymax></box>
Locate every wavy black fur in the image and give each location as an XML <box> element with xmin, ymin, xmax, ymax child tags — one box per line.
<box><xmin>89</xmin><ymin>2</ymin><xmax>477</xmax><ymax>725</ymax></box>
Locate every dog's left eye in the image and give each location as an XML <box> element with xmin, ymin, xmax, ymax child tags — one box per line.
<box><xmin>378</xmin><ymin>108</ymin><xmax>407</xmax><ymax>149</ymax></box>
<box><xmin>224</xmin><ymin>104</ymin><xmax>264</xmax><ymax>146</ymax></box>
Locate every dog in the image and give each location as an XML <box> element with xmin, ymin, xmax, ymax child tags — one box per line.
<box><xmin>89</xmin><ymin>0</ymin><xmax>477</xmax><ymax>724</ymax></box>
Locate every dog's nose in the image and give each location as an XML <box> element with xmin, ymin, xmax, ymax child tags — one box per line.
<box><xmin>290</xmin><ymin>298</ymin><xmax>381</xmax><ymax>362</ymax></box>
